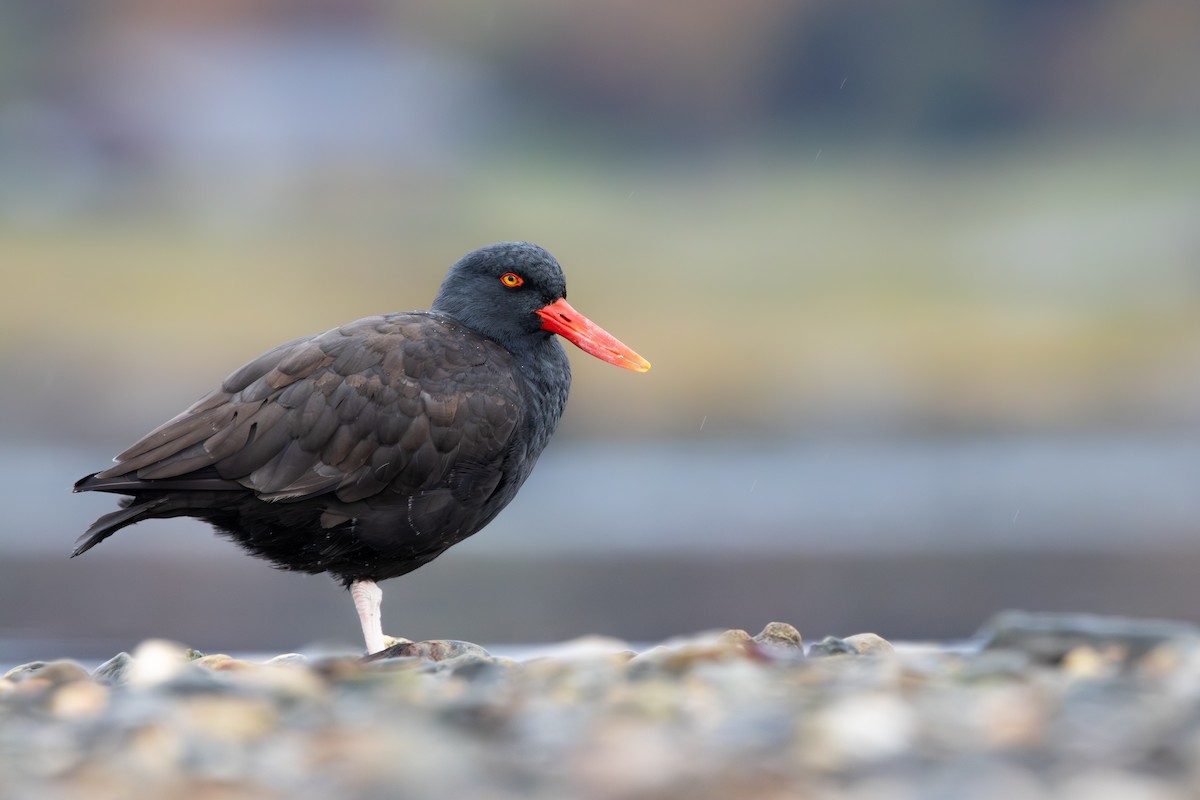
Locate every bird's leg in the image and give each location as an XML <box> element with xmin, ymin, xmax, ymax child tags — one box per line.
<box><xmin>350</xmin><ymin>579</ymin><xmax>386</xmax><ymax>655</ymax></box>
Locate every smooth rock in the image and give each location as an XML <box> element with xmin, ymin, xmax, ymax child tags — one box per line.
<box><xmin>264</xmin><ymin>653</ymin><xmax>308</xmax><ymax>667</ymax></box>
<box><xmin>717</xmin><ymin>629</ymin><xmax>754</xmax><ymax>648</ymax></box>
<box><xmin>753</xmin><ymin>621</ymin><xmax>803</xmax><ymax>650</ymax></box>
<box><xmin>92</xmin><ymin>652</ymin><xmax>133</xmax><ymax>685</ymax></box>
<box><xmin>844</xmin><ymin>633</ymin><xmax>896</xmax><ymax>656</ymax></box>
<box><xmin>3</xmin><ymin>660</ymin><xmax>90</xmax><ymax>685</ymax></box>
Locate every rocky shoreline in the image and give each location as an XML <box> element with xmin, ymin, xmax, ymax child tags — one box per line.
<box><xmin>3</xmin><ymin>612</ymin><xmax>1199</xmax><ymax>799</ymax></box>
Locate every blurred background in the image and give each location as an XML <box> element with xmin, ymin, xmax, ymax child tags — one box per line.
<box><xmin>2</xmin><ymin>0</ymin><xmax>1200</xmax><ymax>659</ymax></box>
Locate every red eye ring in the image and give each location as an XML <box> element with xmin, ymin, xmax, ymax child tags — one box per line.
<box><xmin>500</xmin><ymin>272</ymin><xmax>524</xmax><ymax>287</ymax></box>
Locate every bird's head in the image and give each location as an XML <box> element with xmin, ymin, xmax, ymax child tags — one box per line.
<box><xmin>433</xmin><ymin>242</ymin><xmax>650</xmax><ymax>372</ymax></box>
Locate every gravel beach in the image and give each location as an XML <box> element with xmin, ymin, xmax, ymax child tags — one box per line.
<box><xmin>3</xmin><ymin>612</ymin><xmax>1199</xmax><ymax>799</ymax></box>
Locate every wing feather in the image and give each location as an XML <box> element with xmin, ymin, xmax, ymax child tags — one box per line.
<box><xmin>91</xmin><ymin>313</ymin><xmax>524</xmax><ymax>515</ymax></box>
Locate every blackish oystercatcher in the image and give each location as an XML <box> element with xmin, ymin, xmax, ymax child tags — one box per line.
<box><xmin>73</xmin><ymin>242</ymin><xmax>649</xmax><ymax>653</ymax></box>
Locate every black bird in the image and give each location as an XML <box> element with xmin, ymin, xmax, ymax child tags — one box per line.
<box><xmin>73</xmin><ymin>242</ymin><xmax>650</xmax><ymax>653</ymax></box>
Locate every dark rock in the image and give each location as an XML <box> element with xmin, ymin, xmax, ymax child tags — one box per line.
<box><xmin>805</xmin><ymin>632</ymin><xmax>894</xmax><ymax>658</ymax></box>
<box><xmin>808</xmin><ymin>636</ymin><xmax>858</xmax><ymax>657</ymax></box>
<box><xmin>364</xmin><ymin>639</ymin><xmax>492</xmax><ymax>664</ymax></box>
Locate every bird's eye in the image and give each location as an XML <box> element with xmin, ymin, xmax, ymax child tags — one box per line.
<box><xmin>500</xmin><ymin>272</ymin><xmax>524</xmax><ymax>287</ymax></box>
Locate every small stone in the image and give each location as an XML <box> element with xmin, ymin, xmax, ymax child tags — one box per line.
<box><xmin>718</xmin><ymin>629</ymin><xmax>754</xmax><ymax>647</ymax></box>
<box><xmin>3</xmin><ymin>661</ymin><xmax>47</xmax><ymax>682</ymax></box>
<box><xmin>753</xmin><ymin>622</ymin><xmax>803</xmax><ymax>649</ymax></box>
<box><xmin>629</xmin><ymin>631</ymin><xmax>752</xmax><ymax>672</ymax></box>
<box><xmin>92</xmin><ymin>652</ymin><xmax>133</xmax><ymax>685</ymax></box>
<box><xmin>194</xmin><ymin>653</ymin><xmax>236</xmax><ymax>670</ymax></box>
<box><xmin>264</xmin><ymin>653</ymin><xmax>308</xmax><ymax>667</ymax></box>
<box><xmin>3</xmin><ymin>660</ymin><xmax>90</xmax><ymax>685</ymax></box>
<box><xmin>844</xmin><ymin>633</ymin><xmax>896</xmax><ymax>656</ymax></box>
<box><xmin>808</xmin><ymin>636</ymin><xmax>858</xmax><ymax>657</ymax></box>
<box><xmin>194</xmin><ymin>653</ymin><xmax>258</xmax><ymax>672</ymax></box>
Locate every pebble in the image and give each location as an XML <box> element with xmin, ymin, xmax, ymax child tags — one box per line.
<box><xmin>4</xmin><ymin>612</ymin><xmax>1200</xmax><ymax>798</ymax></box>
<box><xmin>4</xmin><ymin>659</ymin><xmax>91</xmax><ymax>686</ymax></box>
<box><xmin>843</xmin><ymin>632</ymin><xmax>896</xmax><ymax>656</ymax></box>
<box><xmin>753</xmin><ymin>620</ymin><xmax>803</xmax><ymax>649</ymax></box>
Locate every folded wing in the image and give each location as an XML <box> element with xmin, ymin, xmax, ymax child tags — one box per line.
<box><xmin>81</xmin><ymin>313</ymin><xmax>523</xmax><ymax>511</ymax></box>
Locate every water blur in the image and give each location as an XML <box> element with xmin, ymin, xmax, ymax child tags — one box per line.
<box><xmin>2</xmin><ymin>1</ymin><xmax>1199</xmax><ymax>655</ymax></box>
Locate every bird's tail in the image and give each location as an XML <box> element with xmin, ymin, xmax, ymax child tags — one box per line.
<box><xmin>72</xmin><ymin>466</ymin><xmax>253</xmax><ymax>557</ymax></box>
<box><xmin>72</xmin><ymin>469</ymin><xmax>241</xmax><ymax>557</ymax></box>
<box><xmin>70</xmin><ymin>495</ymin><xmax>173</xmax><ymax>557</ymax></box>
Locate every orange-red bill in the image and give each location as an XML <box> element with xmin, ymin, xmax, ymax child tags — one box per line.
<box><xmin>536</xmin><ymin>297</ymin><xmax>651</xmax><ymax>372</ymax></box>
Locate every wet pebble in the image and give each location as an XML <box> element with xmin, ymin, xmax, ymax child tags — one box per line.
<box><xmin>4</xmin><ymin>613</ymin><xmax>1200</xmax><ymax>798</ymax></box>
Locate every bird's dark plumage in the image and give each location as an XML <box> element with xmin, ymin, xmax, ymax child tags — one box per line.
<box><xmin>73</xmin><ymin>242</ymin><xmax>649</xmax><ymax>650</ymax></box>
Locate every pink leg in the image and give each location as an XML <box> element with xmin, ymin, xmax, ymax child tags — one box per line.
<box><xmin>350</xmin><ymin>579</ymin><xmax>386</xmax><ymax>655</ymax></box>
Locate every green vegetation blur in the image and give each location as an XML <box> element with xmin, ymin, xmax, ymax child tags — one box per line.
<box><xmin>2</xmin><ymin>1</ymin><xmax>1198</xmax><ymax>444</ymax></box>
